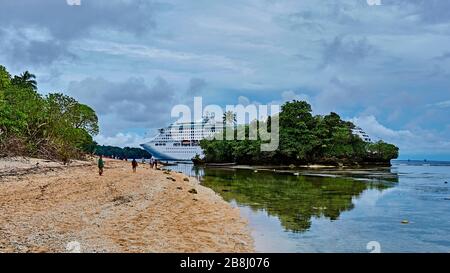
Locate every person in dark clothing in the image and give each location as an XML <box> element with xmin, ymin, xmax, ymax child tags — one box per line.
<box><xmin>132</xmin><ymin>158</ymin><xmax>138</xmax><ymax>173</ymax></box>
<box><xmin>150</xmin><ymin>156</ymin><xmax>158</xmax><ymax>169</ymax></box>
<box><xmin>150</xmin><ymin>156</ymin><xmax>155</xmax><ymax>169</ymax></box>
<box><xmin>98</xmin><ymin>155</ymin><xmax>104</xmax><ymax>176</ymax></box>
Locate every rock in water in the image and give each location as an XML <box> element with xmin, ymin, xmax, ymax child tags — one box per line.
<box><xmin>401</xmin><ymin>220</ymin><xmax>409</xmax><ymax>224</ymax></box>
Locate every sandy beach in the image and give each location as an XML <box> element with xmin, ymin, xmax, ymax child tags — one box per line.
<box><xmin>0</xmin><ymin>157</ymin><xmax>253</xmax><ymax>253</ymax></box>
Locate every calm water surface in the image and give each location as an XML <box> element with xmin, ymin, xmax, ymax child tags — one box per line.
<box><xmin>164</xmin><ymin>161</ymin><xmax>450</xmax><ymax>253</ymax></box>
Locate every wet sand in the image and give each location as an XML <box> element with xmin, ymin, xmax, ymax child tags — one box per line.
<box><xmin>0</xmin><ymin>158</ymin><xmax>253</xmax><ymax>253</ymax></box>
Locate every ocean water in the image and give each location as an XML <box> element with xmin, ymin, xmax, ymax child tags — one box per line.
<box><xmin>164</xmin><ymin>161</ymin><xmax>450</xmax><ymax>253</ymax></box>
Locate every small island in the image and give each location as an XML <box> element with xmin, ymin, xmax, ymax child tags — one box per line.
<box><xmin>197</xmin><ymin>100</ymin><xmax>399</xmax><ymax>167</ymax></box>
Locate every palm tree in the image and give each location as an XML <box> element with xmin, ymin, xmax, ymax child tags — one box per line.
<box><xmin>11</xmin><ymin>71</ymin><xmax>37</xmax><ymax>90</ymax></box>
<box><xmin>223</xmin><ymin>110</ymin><xmax>237</xmax><ymax>126</ymax></box>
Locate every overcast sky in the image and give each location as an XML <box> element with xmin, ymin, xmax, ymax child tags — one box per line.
<box><xmin>1</xmin><ymin>0</ymin><xmax>449</xmax><ymax>160</ymax></box>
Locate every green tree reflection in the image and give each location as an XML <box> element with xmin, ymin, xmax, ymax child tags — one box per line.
<box><xmin>201</xmin><ymin>169</ymin><xmax>396</xmax><ymax>233</ymax></box>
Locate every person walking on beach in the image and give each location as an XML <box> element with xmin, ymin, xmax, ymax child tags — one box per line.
<box><xmin>132</xmin><ymin>158</ymin><xmax>138</xmax><ymax>173</ymax></box>
<box><xmin>149</xmin><ymin>156</ymin><xmax>154</xmax><ymax>169</ymax></box>
<box><xmin>150</xmin><ymin>156</ymin><xmax>157</xmax><ymax>169</ymax></box>
<box><xmin>98</xmin><ymin>155</ymin><xmax>104</xmax><ymax>176</ymax></box>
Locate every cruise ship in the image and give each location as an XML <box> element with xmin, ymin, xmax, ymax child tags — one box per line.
<box><xmin>352</xmin><ymin>127</ymin><xmax>372</xmax><ymax>142</ymax></box>
<box><xmin>141</xmin><ymin>115</ymin><xmax>224</xmax><ymax>161</ymax></box>
<box><xmin>142</xmin><ymin>116</ymin><xmax>373</xmax><ymax>161</ymax></box>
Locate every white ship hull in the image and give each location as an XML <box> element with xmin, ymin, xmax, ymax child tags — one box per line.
<box><xmin>141</xmin><ymin>142</ymin><xmax>204</xmax><ymax>161</ymax></box>
<box><xmin>141</xmin><ymin>115</ymin><xmax>223</xmax><ymax>161</ymax></box>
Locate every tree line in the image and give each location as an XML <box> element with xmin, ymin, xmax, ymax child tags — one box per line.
<box><xmin>0</xmin><ymin>65</ymin><xmax>98</xmax><ymax>162</ymax></box>
<box><xmin>94</xmin><ymin>145</ymin><xmax>151</xmax><ymax>160</ymax></box>
<box><xmin>199</xmin><ymin>100</ymin><xmax>399</xmax><ymax>165</ymax></box>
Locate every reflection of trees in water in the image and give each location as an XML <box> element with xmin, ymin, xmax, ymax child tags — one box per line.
<box><xmin>201</xmin><ymin>169</ymin><xmax>397</xmax><ymax>233</ymax></box>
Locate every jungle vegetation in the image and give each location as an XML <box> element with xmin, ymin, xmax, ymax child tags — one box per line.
<box><xmin>199</xmin><ymin>100</ymin><xmax>399</xmax><ymax>165</ymax></box>
<box><xmin>0</xmin><ymin>65</ymin><xmax>98</xmax><ymax>162</ymax></box>
<box><xmin>94</xmin><ymin>145</ymin><xmax>151</xmax><ymax>160</ymax></box>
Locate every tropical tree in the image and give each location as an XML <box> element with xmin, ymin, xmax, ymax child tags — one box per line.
<box><xmin>1</xmin><ymin>65</ymin><xmax>99</xmax><ymax>160</ymax></box>
<box><xmin>200</xmin><ymin>99</ymin><xmax>399</xmax><ymax>165</ymax></box>
<box><xmin>0</xmin><ymin>65</ymin><xmax>11</xmax><ymax>91</ymax></box>
<box><xmin>223</xmin><ymin>110</ymin><xmax>237</xmax><ymax>126</ymax></box>
<box><xmin>11</xmin><ymin>71</ymin><xmax>37</xmax><ymax>90</ymax></box>
<box><xmin>46</xmin><ymin>93</ymin><xmax>99</xmax><ymax>135</ymax></box>
<box><xmin>366</xmin><ymin>141</ymin><xmax>399</xmax><ymax>161</ymax></box>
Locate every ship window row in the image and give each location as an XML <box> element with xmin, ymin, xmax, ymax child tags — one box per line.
<box><xmin>160</xmin><ymin>132</ymin><xmax>215</xmax><ymax>136</ymax></box>
<box><xmin>158</xmin><ymin>149</ymin><xmax>199</xmax><ymax>153</ymax></box>
<box><xmin>162</xmin><ymin>148</ymin><xmax>199</xmax><ymax>151</ymax></box>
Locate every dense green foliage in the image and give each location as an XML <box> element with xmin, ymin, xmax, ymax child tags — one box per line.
<box><xmin>0</xmin><ymin>65</ymin><xmax>98</xmax><ymax>161</ymax></box>
<box><xmin>200</xmin><ymin>100</ymin><xmax>399</xmax><ymax>165</ymax></box>
<box><xmin>94</xmin><ymin>145</ymin><xmax>151</xmax><ymax>159</ymax></box>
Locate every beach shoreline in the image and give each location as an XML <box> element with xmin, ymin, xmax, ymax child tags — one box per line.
<box><xmin>0</xmin><ymin>157</ymin><xmax>253</xmax><ymax>253</ymax></box>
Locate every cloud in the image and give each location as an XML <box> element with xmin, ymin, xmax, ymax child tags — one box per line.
<box><xmin>433</xmin><ymin>52</ymin><xmax>450</xmax><ymax>61</ymax></box>
<box><xmin>281</xmin><ymin>90</ymin><xmax>310</xmax><ymax>103</ymax></box>
<box><xmin>238</xmin><ymin>96</ymin><xmax>251</xmax><ymax>106</ymax></box>
<box><xmin>350</xmin><ymin>115</ymin><xmax>413</xmax><ymax>140</ymax></box>
<box><xmin>94</xmin><ymin>132</ymin><xmax>149</xmax><ymax>148</ymax></box>
<box><xmin>1</xmin><ymin>0</ymin><xmax>449</xmax><ymax>158</ymax></box>
<box><xmin>313</xmin><ymin>77</ymin><xmax>373</xmax><ymax>115</ymax></box>
<box><xmin>75</xmin><ymin>40</ymin><xmax>252</xmax><ymax>74</ymax></box>
<box><xmin>0</xmin><ymin>0</ymin><xmax>167</xmax><ymax>68</ymax></box>
<box><xmin>388</xmin><ymin>0</ymin><xmax>450</xmax><ymax>24</ymax></box>
<box><xmin>321</xmin><ymin>36</ymin><xmax>375</xmax><ymax>67</ymax></box>
<box><xmin>187</xmin><ymin>78</ymin><xmax>207</xmax><ymax>96</ymax></box>
<box><xmin>0</xmin><ymin>0</ymin><xmax>163</xmax><ymax>40</ymax></box>
<box><xmin>66</xmin><ymin>76</ymin><xmax>176</xmax><ymax>135</ymax></box>
<box><xmin>349</xmin><ymin>115</ymin><xmax>450</xmax><ymax>156</ymax></box>
<box><xmin>429</xmin><ymin>100</ymin><xmax>450</xmax><ymax>109</ymax></box>
<box><xmin>0</xmin><ymin>27</ymin><xmax>75</xmax><ymax>67</ymax></box>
